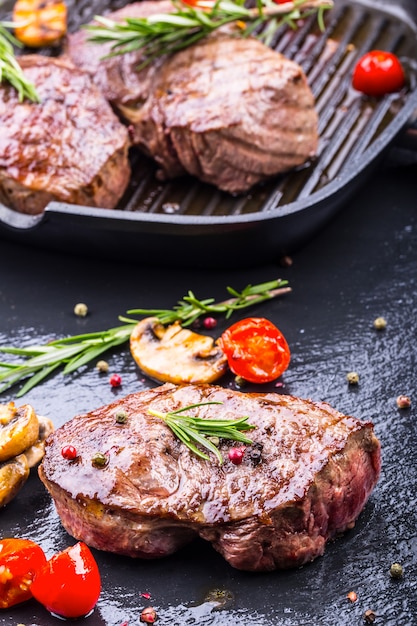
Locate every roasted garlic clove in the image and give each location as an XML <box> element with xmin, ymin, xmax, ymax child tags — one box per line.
<box><xmin>0</xmin><ymin>454</ymin><xmax>30</xmax><ymax>508</ymax></box>
<box><xmin>130</xmin><ymin>317</ymin><xmax>228</xmax><ymax>384</ymax></box>
<box><xmin>0</xmin><ymin>402</ymin><xmax>39</xmax><ymax>463</ymax></box>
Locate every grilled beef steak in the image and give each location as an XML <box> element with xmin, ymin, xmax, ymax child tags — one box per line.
<box><xmin>39</xmin><ymin>383</ymin><xmax>381</xmax><ymax>572</ymax></box>
<box><xmin>66</xmin><ymin>1</ymin><xmax>318</xmax><ymax>194</ymax></box>
<box><xmin>0</xmin><ymin>55</ymin><xmax>131</xmax><ymax>215</ymax></box>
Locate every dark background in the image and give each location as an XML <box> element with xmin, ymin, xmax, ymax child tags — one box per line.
<box><xmin>1</xmin><ymin>155</ymin><xmax>416</xmax><ymax>625</ymax></box>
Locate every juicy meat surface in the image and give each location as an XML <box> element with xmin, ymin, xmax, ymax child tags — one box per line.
<box><xmin>0</xmin><ymin>55</ymin><xmax>131</xmax><ymax>215</ymax></box>
<box><xmin>66</xmin><ymin>1</ymin><xmax>319</xmax><ymax>194</ymax></box>
<box><xmin>39</xmin><ymin>383</ymin><xmax>381</xmax><ymax>572</ymax></box>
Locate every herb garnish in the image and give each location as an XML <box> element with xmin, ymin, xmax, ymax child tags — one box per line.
<box><xmin>86</xmin><ymin>0</ymin><xmax>333</xmax><ymax>67</ymax></box>
<box><xmin>0</xmin><ymin>279</ymin><xmax>290</xmax><ymax>397</ymax></box>
<box><xmin>0</xmin><ymin>22</ymin><xmax>40</xmax><ymax>102</ymax></box>
<box><xmin>148</xmin><ymin>401</ymin><xmax>255</xmax><ymax>463</ymax></box>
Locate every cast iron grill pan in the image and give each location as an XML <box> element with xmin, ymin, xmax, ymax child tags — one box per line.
<box><xmin>0</xmin><ymin>0</ymin><xmax>416</xmax><ymax>267</ymax></box>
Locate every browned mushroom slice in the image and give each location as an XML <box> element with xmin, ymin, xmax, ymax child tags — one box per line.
<box><xmin>130</xmin><ymin>317</ymin><xmax>228</xmax><ymax>384</ymax></box>
<box><xmin>23</xmin><ymin>415</ymin><xmax>55</xmax><ymax>468</ymax></box>
<box><xmin>0</xmin><ymin>402</ymin><xmax>39</xmax><ymax>463</ymax></box>
<box><xmin>0</xmin><ymin>454</ymin><xmax>29</xmax><ymax>508</ymax></box>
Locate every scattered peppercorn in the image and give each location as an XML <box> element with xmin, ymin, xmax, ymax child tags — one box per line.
<box><xmin>202</xmin><ymin>316</ymin><xmax>217</xmax><ymax>330</ymax></box>
<box><xmin>74</xmin><ymin>302</ymin><xmax>88</xmax><ymax>317</ymax></box>
<box><xmin>363</xmin><ymin>609</ymin><xmax>376</xmax><ymax>624</ymax></box>
<box><xmin>389</xmin><ymin>562</ymin><xmax>403</xmax><ymax>579</ymax></box>
<box><xmin>228</xmin><ymin>446</ymin><xmax>245</xmax><ymax>465</ymax></box>
<box><xmin>247</xmin><ymin>442</ymin><xmax>263</xmax><ymax>466</ymax></box>
<box><xmin>346</xmin><ymin>371</ymin><xmax>359</xmax><ymax>385</ymax></box>
<box><xmin>140</xmin><ymin>592</ymin><xmax>152</xmax><ymax>600</ymax></box>
<box><xmin>346</xmin><ymin>591</ymin><xmax>357</xmax><ymax>603</ymax></box>
<box><xmin>373</xmin><ymin>316</ymin><xmax>387</xmax><ymax>330</ymax></box>
<box><xmin>109</xmin><ymin>373</ymin><xmax>122</xmax><ymax>388</ymax></box>
<box><xmin>96</xmin><ymin>360</ymin><xmax>109</xmax><ymax>373</ymax></box>
<box><xmin>396</xmin><ymin>395</ymin><xmax>411</xmax><ymax>409</ymax></box>
<box><xmin>91</xmin><ymin>452</ymin><xmax>109</xmax><ymax>468</ymax></box>
<box><xmin>61</xmin><ymin>445</ymin><xmax>77</xmax><ymax>460</ymax></box>
<box><xmin>115</xmin><ymin>410</ymin><xmax>128</xmax><ymax>424</ymax></box>
<box><xmin>234</xmin><ymin>375</ymin><xmax>248</xmax><ymax>388</ymax></box>
<box><xmin>140</xmin><ymin>607</ymin><xmax>157</xmax><ymax>623</ymax></box>
<box><xmin>280</xmin><ymin>255</ymin><xmax>293</xmax><ymax>268</ymax></box>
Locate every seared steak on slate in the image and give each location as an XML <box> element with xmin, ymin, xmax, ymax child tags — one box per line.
<box><xmin>39</xmin><ymin>383</ymin><xmax>381</xmax><ymax>572</ymax></box>
<box><xmin>66</xmin><ymin>1</ymin><xmax>318</xmax><ymax>194</ymax></box>
<box><xmin>0</xmin><ymin>55</ymin><xmax>131</xmax><ymax>215</ymax></box>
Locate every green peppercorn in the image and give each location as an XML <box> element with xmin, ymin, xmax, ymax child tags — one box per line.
<box><xmin>74</xmin><ymin>302</ymin><xmax>88</xmax><ymax>317</ymax></box>
<box><xmin>347</xmin><ymin>371</ymin><xmax>359</xmax><ymax>385</ymax></box>
<box><xmin>390</xmin><ymin>562</ymin><xmax>403</xmax><ymax>579</ymax></box>
<box><xmin>115</xmin><ymin>410</ymin><xmax>128</xmax><ymax>424</ymax></box>
<box><xmin>91</xmin><ymin>452</ymin><xmax>108</xmax><ymax>468</ymax></box>
<box><xmin>96</xmin><ymin>360</ymin><xmax>109</xmax><ymax>373</ymax></box>
<box><xmin>373</xmin><ymin>317</ymin><xmax>387</xmax><ymax>330</ymax></box>
<box><xmin>234</xmin><ymin>375</ymin><xmax>247</xmax><ymax>388</ymax></box>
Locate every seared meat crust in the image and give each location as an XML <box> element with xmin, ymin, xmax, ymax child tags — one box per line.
<box><xmin>0</xmin><ymin>55</ymin><xmax>131</xmax><ymax>215</ymax></box>
<box><xmin>39</xmin><ymin>383</ymin><xmax>380</xmax><ymax>571</ymax></box>
<box><xmin>66</xmin><ymin>1</ymin><xmax>318</xmax><ymax>194</ymax></box>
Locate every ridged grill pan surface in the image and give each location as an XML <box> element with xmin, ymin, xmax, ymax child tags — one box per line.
<box><xmin>0</xmin><ymin>0</ymin><xmax>416</xmax><ymax>267</ymax></box>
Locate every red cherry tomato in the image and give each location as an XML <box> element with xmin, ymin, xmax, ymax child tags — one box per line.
<box><xmin>352</xmin><ymin>50</ymin><xmax>405</xmax><ymax>97</ymax></box>
<box><xmin>0</xmin><ymin>537</ymin><xmax>47</xmax><ymax>609</ymax></box>
<box><xmin>30</xmin><ymin>542</ymin><xmax>101</xmax><ymax>618</ymax></box>
<box><xmin>180</xmin><ymin>0</ymin><xmax>215</xmax><ymax>7</ymax></box>
<box><xmin>219</xmin><ymin>317</ymin><xmax>290</xmax><ymax>384</ymax></box>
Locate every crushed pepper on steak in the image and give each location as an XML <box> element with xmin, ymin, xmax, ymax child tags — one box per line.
<box><xmin>38</xmin><ymin>383</ymin><xmax>381</xmax><ymax>572</ymax></box>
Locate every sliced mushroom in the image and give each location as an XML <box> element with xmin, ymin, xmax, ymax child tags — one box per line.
<box><xmin>130</xmin><ymin>317</ymin><xmax>228</xmax><ymax>384</ymax></box>
<box><xmin>23</xmin><ymin>415</ymin><xmax>55</xmax><ymax>468</ymax></box>
<box><xmin>0</xmin><ymin>402</ymin><xmax>39</xmax><ymax>463</ymax></box>
<box><xmin>0</xmin><ymin>454</ymin><xmax>29</xmax><ymax>508</ymax></box>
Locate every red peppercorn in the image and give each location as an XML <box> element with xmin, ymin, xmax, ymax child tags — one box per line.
<box><xmin>109</xmin><ymin>373</ymin><xmax>122</xmax><ymax>387</ymax></box>
<box><xmin>228</xmin><ymin>446</ymin><xmax>245</xmax><ymax>465</ymax></box>
<box><xmin>61</xmin><ymin>445</ymin><xmax>77</xmax><ymax>460</ymax></box>
<box><xmin>203</xmin><ymin>316</ymin><xmax>217</xmax><ymax>330</ymax></box>
<box><xmin>140</xmin><ymin>607</ymin><xmax>157</xmax><ymax>623</ymax></box>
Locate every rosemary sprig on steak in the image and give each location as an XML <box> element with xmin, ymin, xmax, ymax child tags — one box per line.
<box><xmin>86</xmin><ymin>0</ymin><xmax>333</xmax><ymax>66</ymax></box>
<box><xmin>0</xmin><ymin>22</ymin><xmax>39</xmax><ymax>102</ymax></box>
<box><xmin>148</xmin><ymin>401</ymin><xmax>255</xmax><ymax>463</ymax></box>
<box><xmin>0</xmin><ymin>278</ymin><xmax>290</xmax><ymax>397</ymax></box>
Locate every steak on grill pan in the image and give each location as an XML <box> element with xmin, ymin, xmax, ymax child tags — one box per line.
<box><xmin>38</xmin><ymin>383</ymin><xmax>381</xmax><ymax>571</ymax></box>
<box><xmin>66</xmin><ymin>1</ymin><xmax>319</xmax><ymax>194</ymax></box>
<box><xmin>0</xmin><ymin>55</ymin><xmax>131</xmax><ymax>215</ymax></box>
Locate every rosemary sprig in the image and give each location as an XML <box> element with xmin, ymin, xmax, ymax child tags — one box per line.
<box><xmin>122</xmin><ymin>278</ymin><xmax>291</xmax><ymax>326</ymax></box>
<box><xmin>0</xmin><ymin>278</ymin><xmax>290</xmax><ymax>397</ymax></box>
<box><xmin>86</xmin><ymin>0</ymin><xmax>333</xmax><ymax>67</ymax></box>
<box><xmin>148</xmin><ymin>401</ymin><xmax>255</xmax><ymax>463</ymax></box>
<box><xmin>0</xmin><ymin>21</ymin><xmax>40</xmax><ymax>102</ymax></box>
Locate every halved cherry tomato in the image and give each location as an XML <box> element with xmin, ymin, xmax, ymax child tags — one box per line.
<box><xmin>352</xmin><ymin>50</ymin><xmax>405</xmax><ymax>97</ymax></box>
<box><xmin>0</xmin><ymin>537</ymin><xmax>47</xmax><ymax>609</ymax></box>
<box><xmin>30</xmin><ymin>542</ymin><xmax>101</xmax><ymax>618</ymax></box>
<box><xmin>219</xmin><ymin>317</ymin><xmax>290</xmax><ymax>384</ymax></box>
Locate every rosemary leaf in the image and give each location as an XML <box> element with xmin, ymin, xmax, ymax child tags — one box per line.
<box><xmin>0</xmin><ymin>22</ymin><xmax>40</xmax><ymax>102</ymax></box>
<box><xmin>86</xmin><ymin>0</ymin><xmax>333</xmax><ymax>65</ymax></box>
<box><xmin>148</xmin><ymin>402</ymin><xmax>255</xmax><ymax>463</ymax></box>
